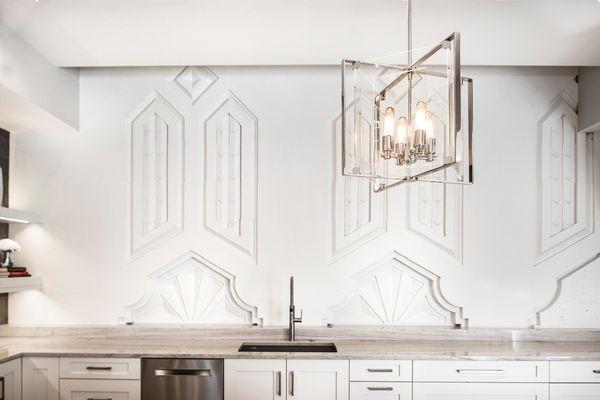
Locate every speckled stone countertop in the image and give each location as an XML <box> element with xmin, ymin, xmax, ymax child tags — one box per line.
<box><xmin>1</xmin><ymin>336</ymin><xmax>600</xmax><ymax>363</ymax></box>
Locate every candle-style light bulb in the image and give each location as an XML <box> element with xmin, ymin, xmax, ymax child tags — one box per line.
<box><xmin>396</xmin><ymin>116</ymin><xmax>408</xmax><ymax>144</ymax></box>
<box><xmin>414</xmin><ymin>101</ymin><xmax>427</xmax><ymax>131</ymax></box>
<box><xmin>425</xmin><ymin>111</ymin><xmax>435</xmax><ymax>140</ymax></box>
<box><xmin>383</xmin><ymin>107</ymin><xmax>396</xmax><ymax>136</ymax></box>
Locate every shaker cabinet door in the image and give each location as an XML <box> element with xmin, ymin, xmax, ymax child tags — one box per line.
<box><xmin>287</xmin><ymin>360</ymin><xmax>349</xmax><ymax>400</ymax></box>
<box><xmin>413</xmin><ymin>383</ymin><xmax>549</xmax><ymax>400</ymax></box>
<box><xmin>225</xmin><ymin>359</ymin><xmax>287</xmax><ymax>400</ymax></box>
<box><xmin>23</xmin><ymin>357</ymin><xmax>60</xmax><ymax>400</ymax></box>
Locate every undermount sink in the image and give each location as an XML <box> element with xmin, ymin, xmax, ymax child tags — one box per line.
<box><xmin>238</xmin><ymin>342</ymin><xmax>338</xmax><ymax>353</ymax></box>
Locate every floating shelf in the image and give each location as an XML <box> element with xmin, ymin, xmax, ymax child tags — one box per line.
<box><xmin>0</xmin><ymin>206</ymin><xmax>43</xmax><ymax>224</ymax></box>
<box><xmin>0</xmin><ymin>277</ymin><xmax>42</xmax><ymax>294</ymax></box>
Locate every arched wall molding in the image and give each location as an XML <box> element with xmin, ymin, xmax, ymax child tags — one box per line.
<box><xmin>128</xmin><ymin>90</ymin><xmax>185</xmax><ymax>260</ymax></box>
<box><xmin>329</xmin><ymin>251</ymin><xmax>464</xmax><ymax>326</ymax></box>
<box><xmin>535</xmin><ymin>252</ymin><xmax>600</xmax><ymax>328</ymax></box>
<box><xmin>121</xmin><ymin>250</ymin><xmax>258</xmax><ymax>324</ymax></box>
<box><xmin>330</xmin><ymin>100</ymin><xmax>387</xmax><ymax>262</ymax></box>
<box><xmin>536</xmin><ymin>91</ymin><xmax>594</xmax><ymax>265</ymax></box>
<box><xmin>203</xmin><ymin>91</ymin><xmax>258</xmax><ymax>263</ymax></box>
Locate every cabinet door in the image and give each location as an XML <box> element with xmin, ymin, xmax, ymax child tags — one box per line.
<box><xmin>23</xmin><ymin>357</ymin><xmax>60</xmax><ymax>400</ymax></box>
<box><xmin>59</xmin><ymin>379</ymin><xmax>140</xmax><ymax>400</ymax></box>
<box><xmin>413</xmin><ymin>383</ymin><xmax>549</xmax><ymax>400</ymax></box>
<box><xmin>550</xmin><ymin>384</ymin><xmax>600</xmax><ymax>398</ymax></box>
<box><xmin>0</xmin><ymin>358</ymin><xmax>22</xmax><ymax>400</ymax></box>
<box><xmin>287</xmin><ymin>360</ymin><xmax>349</xmax><ymax>400</ymax></box>
<box><xmin>225</xmin><ymin>359</ymin><xmax>286</xmax><ymax>400</ymax></box>
<box><xmin>350</xmin><ymin>382</ymin><xmax>411</xmax><ymax>400</ymax></box>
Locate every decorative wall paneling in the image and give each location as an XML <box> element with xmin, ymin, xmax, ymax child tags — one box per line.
<box><xmin>173</xmin><ymin>66</ymin><xmax>218</xmax><ymax>104</ymax></box>
<box><xmin>331</xmin><ymin>101</ymin><xmax>387</xmax><ymax>261</ymax></box>
<box><xmin>203</xmin><ymin>91</ymin><xmax>258</xmax><ymax>263</ymax></box>
<box><xmin>535</xmin><ymin>252</ymin><xmax>600</xmax><ymax>328</ymax></box>
<box><xmin>330</xmin><ymin>251</ymin><xmax>464</xmax><ymax>326</ymax></box>
<box><xmin>536</xmin><ymin>92</ymin><xmax>594</xmax><ymax>264</ymax></box>
<box><xmin>129</xmin><ymin>91</ymin><xmax>184</xmax><ymax>259</ymax></box>
<box><xmin>122</xmin><ymin>251</ymin><xmax>258</xmax><ymax>324</ymax></box>
<box><xmin>406</xmin><ymin>174</ymin><xmax>463</xmax><ymax>263</ymax></box>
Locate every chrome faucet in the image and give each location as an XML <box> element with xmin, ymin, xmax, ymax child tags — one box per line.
<box><xmin>288</xmin><ymin>276</ymin><xmax>302</xmax><ymax>341</ymax></box>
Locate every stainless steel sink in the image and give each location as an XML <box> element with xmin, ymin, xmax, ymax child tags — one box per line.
<box><xmin>238</xmin><ymin>342</ymin><xmax>338</xmax><ymax>353</ymax></box>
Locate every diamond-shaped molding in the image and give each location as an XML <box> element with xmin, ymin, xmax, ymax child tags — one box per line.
<box><xmin>173</xmin><ymin>66</ymin><xmax>218</xmax><ymax>104</ymax></box>
<box><xmin>330</xmin><ymin>251</ymin><xmax>464</xmax><ymax>326</ymax></box>
<box><xmin>204</xmin><ymin>91</ymin><xmax>258</xmax><ymax>262</ymax></box>
<box><xmin>128</xmin><ymin>91</ymin><xmax>184</xmax><ymax>259</ymax></box>
<box><xmin>331</xmin><ymin>99</ymin><xmax>387</xmax><ymax>262</ymax></box>
<box><xmin>536</xmin><ymin>92</ymin><xmax>594</xmax><ymax>264</ymax></box>
<box><xmin>121</xmin><ymin>251</ymin><xmax>258</xmax><ymax>324</ymax></box>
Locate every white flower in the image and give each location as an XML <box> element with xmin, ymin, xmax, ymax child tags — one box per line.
<box><xmin>0</xmin><ymin>239</ymin><xmax>21</xmax><ymax>252</ymax></box>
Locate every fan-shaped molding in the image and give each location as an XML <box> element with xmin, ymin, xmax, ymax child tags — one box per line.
<box><xmin>406</xmin><ymin>173</ymin><xmax>463</xmax><ymax>263</ymax></box>
<box><xmin>122</xmin><ymin>251</ymin><xmax>258</xmax><ymax>324</ymax></box>
<box><xmin>128</xmin><ymin>91</ymin><xmax>184</xmax><ymax>259</ymax></box>
<box><xmin>203</xmin><ymin>91</ymin><xmax>258</xmax><ymax>262</ymax></box>
<box><xmin>330</xmin><ymin>251</ymin><xmax>464</xmax><ymax>326</ymax></box>
<box><xmin>331</xmin><ymin>100</ymin><xmax>387</xmax><ymax>262</ymax></box>
<box><xmin>536</xmin><ymin>92</ymin><xmax>594</xmax><ymax>265</ymax></box>
<box><xmin>535</xmin><ymin>252</ymin><xmax>600</xmax><ymax>328</ymax></box>
<box><xmin>173</xmin><ymin>66</ymin><xmax>218</xmax><ymax>104</ymax></box>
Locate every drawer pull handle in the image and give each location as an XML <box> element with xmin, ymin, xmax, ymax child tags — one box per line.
<box><xmin>456</xmin><ymin>369</ymin><xmax>505</xmax><ymax>374</ymax></box>
<box><xmin>86</xmin><ymin>398</ymin><xmax>112</xmax><ymax>400</ymax></box>
<box><xmin>276</xmin><ymin>371</ymin><xmax>282</xmax><ymax>396</ymax></box>
<box><xmin>154</xmin><ymin>369</ymin><xmax>211</xmax><ymax>377</ymax></box>
<box><xmin>367</xmin><ymin>387</ymin><xmax>394</xmax><ymax>391</ymax></box>
<box><xmin>86</xmin><ymin>367</ymin><xmax>113</xmax><ymax>371</ymax></box>
<box><xmin>367</xmin><ymin>368</ymin><xmax>394</xmax><ymax>373</ymax></box>
<box><xmin>593</xmin><ymin>370</ymin><xmax>600</xmax><ymax>374</ymax></box>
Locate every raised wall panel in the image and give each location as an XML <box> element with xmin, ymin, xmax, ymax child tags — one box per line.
<box><xmin>204</xmin><ymin>91</ymin><xmax>258</xmax><ymax>262</ymax></box>
<box><xmin>173</xmin><ymin>66</ymin><xmax>218</xmax><ymax>104</ymax></box>
<box><xmin>122</xmin><ymin>251</ymin><xmax>257</xmax><ymax>324</ymax></box>
<box><xmin>129</xmin><ymin>91</ymin><xmax>184</xmax><ymax>259</ymax></box>
<box><xmin>330</xmin><ymin>251</ymin><xmax>464</xmax><ymax>326</ymax></box>
<box><xmin>331</xmin><ymin>101</ymin><xmax>386</xmax><ymax>261</ymax></box>
<box><xmin>537</xmin><ymin>94</ymin><xmax>593</xmax><ymax>264</ymax></box>
<box><xmin>536</xmin><ymin>254</ymin><xmax>600</xmax><ymax>328</ymax></box>
<box><xmin>407</xmin><ymin>171</ymin><xmax>463</xmax><ymax>263</ymax></box>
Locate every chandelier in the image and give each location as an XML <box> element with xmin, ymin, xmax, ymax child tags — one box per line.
<box><xmin>341</xmin><ymin>0</ymin><xmax>473</xmax><ymax>192</ymax></box>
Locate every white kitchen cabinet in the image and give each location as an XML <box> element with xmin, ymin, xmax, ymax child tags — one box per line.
<box><xmin>413</xmin><ymin>382</ymin><xmax>549</xmax><ymax>399</ymax></box>
<box><xmin>23</xmin><ymin>357</ymin><xmax>60</xmax><ymax>400</ymax></box>
<box><xmin>413</xmin><ymin>360</ymin><xmax>549</xmax><ymax>383</ymax></box>
<box><xmin>550</xmin><ymin>384</ymin><xmax>600</xmax><ymax>398</ymax></box>
<box><xmin>59</xmin><ymin>358</ymin><xmax>140</xmax><ymax>380</ymax></box>
<box><xmin>350</xmin><ymin>360</ymin><xmax>412</xmax><ymax>382</ymax></box>
<box><xmin>59</xmin><ymin>379</ymin><xmax>140</xmax><ymax>400</ymax></box>
<box><xmin>350</xmin><ymin>382</ymin><xmax>411</xmax><ymax>399</ymax></box>
<box><xmin>287</xmin><ymin>360</ymin><xmax>349</xmax><ymax>400</ymax></box>
<box><xmin>0</xmin><ymin>358</ymin><xmax>22</xmax><ymax>400</ymax></box>
<box><xmin>225</xmin><ymin>359</ymin><xmax>287</xmax><ymax>400</ymax></box>
<box><xmin>550</xmin><ymin>361</ymin><xmax>600</xmax><ymax>383</ymax></box>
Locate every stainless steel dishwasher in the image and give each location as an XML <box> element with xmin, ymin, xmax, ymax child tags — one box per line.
<box><xmin>142</xmin><ymin>359</ymin><xmax>223</xmax><ymax>400</ymax></box>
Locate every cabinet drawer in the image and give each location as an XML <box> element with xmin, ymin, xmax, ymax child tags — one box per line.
<box><xmin>550</xmin><ymin>361</ymin><xmax>600</xmax><ymax>383</ymax></box>
<box><xmin>350</xmin><ymin>360</ymin><xmax>412</xmax><ymax>382</ymax></box>
<box><xmin>59</xmin><ymin>379</ymin><xmax>140</xmax><ymax>400</ymax></box>
<box><xmin>550</xmin><ymin>384</ymin><xmax>600</xmax><ymax>397</ymax></box>
<box><xmin>59</xmin><ymin>358</ymin><xmax>141</xmax><ymax>380</ymax></box>
<box><xmin>413</xmin><ymin>383</ymin><xmax>549</xmax><ymax>399</ymax></box>
<box><xmin>413</xmin><ymin>361</ymin><xmax>549</xmax><ymax>383</ymax></box>
<box><xmin>350</xmin><ymin>382</ymin><xmax>411</xmax><ymax>399</ymax></box>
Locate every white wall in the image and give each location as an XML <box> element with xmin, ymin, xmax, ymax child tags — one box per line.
<box><xmin>0</xmin><ymin>21</ymin><xmax>79</xmax><ymax>132</ymax></box>
<box><xmin>7</xmin><ymin>65</ymin><xmax>600</xmax><ymax>328</ymax></box>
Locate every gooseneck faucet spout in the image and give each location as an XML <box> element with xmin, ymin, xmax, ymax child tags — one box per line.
<box><xmin>288</xmin><ymin>276</ymin><xmax>303</xmax><ymax>341</ymax></box>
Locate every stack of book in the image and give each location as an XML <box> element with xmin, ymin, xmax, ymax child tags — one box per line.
<box><xmin>0</xmin><ymin>266</ymin><xmax>31</xmax><ymax>278</ymax></box>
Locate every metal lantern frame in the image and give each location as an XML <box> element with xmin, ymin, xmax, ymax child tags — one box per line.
<box><xmin>340</xmin><ymin>1</ymin><xmax>474</xmax><ymax>193</ymax></box>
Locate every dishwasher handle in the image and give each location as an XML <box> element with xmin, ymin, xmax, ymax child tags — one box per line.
<box><xmin>154</xmin><ymin>369</ymin><xmax>212</xmax><ymax>377</ymax></box>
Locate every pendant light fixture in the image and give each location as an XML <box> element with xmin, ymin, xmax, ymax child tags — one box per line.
<box><xmin>341</xmin><ymin>0</ymin><xmax>473</xmax><ymax>192</ymax></box>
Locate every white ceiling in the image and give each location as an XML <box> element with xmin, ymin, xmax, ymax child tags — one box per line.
<box><xmin>1</xmin><ymin>0</ymin><xmax>599</xmax><ymax>67</ymax></box>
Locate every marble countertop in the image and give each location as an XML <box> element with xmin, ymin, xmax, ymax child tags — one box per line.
<box><xmin>1</xmin><ymin>336</ymin><xmax>600</xmax><ymax>363</ymax></box>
